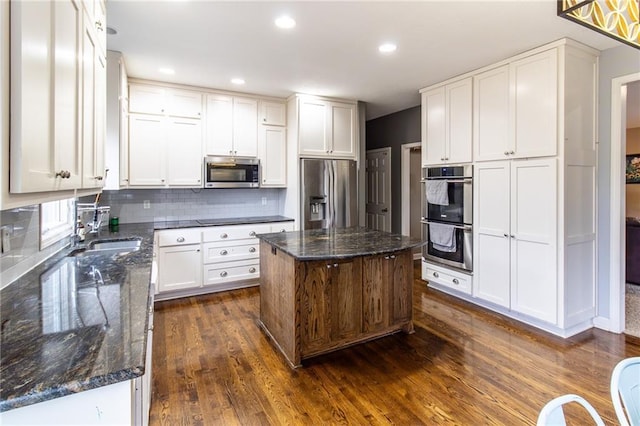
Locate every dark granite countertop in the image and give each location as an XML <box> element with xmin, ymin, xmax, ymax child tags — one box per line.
<box><xmin>256</xmin><ymin>227</ymin><xmax>424</xmax><ymax>260</ymax></box>
<box><xmin>0</xmin><ymin>215</ymin><xmax>292</xmax><ymax>412</ymax></box>
<box><xmin>153</xmin><ymin>215</ymin><xmax>293</xmax><ymax>229</ymax></box>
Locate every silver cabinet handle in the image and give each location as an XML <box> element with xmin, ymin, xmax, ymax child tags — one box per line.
<box><xmin>249</xmin><ymin>267</ymin><xmax>256</xmax><ymax>273</ymax></box>
<box><xmin>333</xmin><ymin>263</ymin><xmax>339</xmax><ymax>268</ymax></box>
<box><xmin>503</xmin><ymin>233</ymin><xmax>509</xmax><ymax>238</ymax></box>
<box><xmin>249</xmin><ymin>247</ymin><xmax>256</xmax><ymax>253</ymax></box>
<box><xmin>249</xmin><ymin>231</ymin><xmax>256</xmax><ymax>236</ymax></box>
<box><xmin>433</xmin><ymin>272</ymin><xmax>439</xmax><ymax>278</ymax></box>
<box><xmin>220</xmin><ymin>233</ymin><xmax>228</xmax><ymax>239</ymax></box>
<box><xmin>220</xmin><ymin>250</ymin><xmax>228</xmax><ymax>255</ymax></box>
<box><xmin>327</xmin><ymin>264</ymin><xmax>332</xmax><ymax>269</ymax></box>
<box><xmin>176</xmin><ymin>237</ymin><xmax>185</xmax><ymax>243</ymax></box>
<box><xmin>504</xmin><ymin>151</ymin><xmax>510</xmax><ymax>156</ymax></box>
<box><xmin>55</xmin><ymin>170</ymin><xmax>71</xmax><ymax>178</ymax></box>
<box><xmin>452</xmin><ymin>278</ymin><xmax>459</xmax><ymax>285</ymax></box>
<box><xmin>390</xmin><ymin>255</ymin><xmax>396</xmax><ymax>259</ymax></box>
<box><xmin>509</xmin><ymin>150</ymin><xmax>515</xmax><ymax>155</ymax></box>
<box><xmin>510</xmin><ymin>235</ymin><xmax>515</xmax><ymax>239</ymax></box>
<box><xmin>220</xmin><ymin>271</ymin><xmax>228</xmax><ymax>277</ymax></box>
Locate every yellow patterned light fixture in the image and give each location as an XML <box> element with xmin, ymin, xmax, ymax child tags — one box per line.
<box><xmin>558</xmin><ymin>0</ymin><xmax>640</xmax><ymax>49</ymax></box>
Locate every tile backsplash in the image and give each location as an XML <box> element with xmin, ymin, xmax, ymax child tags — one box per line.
<box><xmin>0</xmin><ymin>205</ymin><xmax>68</xmax><ymax>288</ymax></box>
<box><xmin>91</xmin><ymin>188</ymin><xmax>285</xmax><ymax>224</ymax></box>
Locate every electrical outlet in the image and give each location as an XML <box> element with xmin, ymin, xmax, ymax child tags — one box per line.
<box><xmin>143</xmin><ymin>200</ymin><xmax>151</xmax><ymax>209</ymax></box>
<box><xmin>1</xmin><ymin>227</ymin><xmax>10</xmax><ymax>254</ymax></box>
<box><xmin>261</xmin><ymin>197</ymin><xmax>267</xmax><ymax>206</ymax></box>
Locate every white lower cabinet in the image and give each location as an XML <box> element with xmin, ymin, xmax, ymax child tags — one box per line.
<box><xmin>155</xmin><ymin>221</ymin><xmax>294</xmax><ymax>299</ymax></box>
<box><xmin>474</xmin><ymin>158</ymin><xmax>558</xmax><ymax>324</ymax></box>
<box><xmin>423</xmin><ymin>262</ymin><xmax>472</xmax><ymax>295</ymax></box>
<box><xmin>156</xmin><ymin>228</ymin><xmax>202</xmax><ymax>293</ymax></box>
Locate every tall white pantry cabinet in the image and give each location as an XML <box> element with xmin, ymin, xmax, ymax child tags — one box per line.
<box><xmin>424</xmin><ymin>39</ymin><xmax>599</xmax><ymax>337</ymax></box>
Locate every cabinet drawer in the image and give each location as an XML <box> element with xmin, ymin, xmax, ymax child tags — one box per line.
<box><xmin>157</xmin><ymin>228</ymin><xmax>201</xmax><ymax>247</ymax></box>
<box><xmin>270</xmin><ymin>222</ymin><xmax>294</xmax><ymax>233</ymax></box>
<box><xmin>424</xmin><ymin>265</ymin><xmax>472</xmax><ymax>294</ymax></box>
<box><xmin>202</xmin><ymin>241</ymin><xmax>259</xmax><ymax>264</ymax></box>
<box><xmin>202</xmin><ymin>223</ymin><xmax>272</xmax><ymax>242</ymax></box>
<box><xmin>203</xmin><ymin>260</ymin><xmax>260</xmax><ymax>286</ymax></box>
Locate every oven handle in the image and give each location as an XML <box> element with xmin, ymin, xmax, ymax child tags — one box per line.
<box><xmin>420</xmin><ymin>178</ymin><xmax>472</xmax><ymax>183</ymax></box>
<box><xmin>421</xmin><ymin>219</ymin><xmax>472</xmax><ymax>232</ymax></box>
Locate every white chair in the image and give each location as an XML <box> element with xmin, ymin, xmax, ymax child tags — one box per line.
<box><xmin>537</xmin><ymin>394</ymin><xmax>605</xmax><ymax>426</ymax></box>
<box><xmin>611</xmin><ymin>357</ymin><xmax>640</xmax><ymax>426</ymax></box>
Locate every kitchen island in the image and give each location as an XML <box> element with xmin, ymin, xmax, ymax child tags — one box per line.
<box><xmin>257</xmin><ymin>227</ymin><xmax>423</xmax><ymax>368</ymax></box>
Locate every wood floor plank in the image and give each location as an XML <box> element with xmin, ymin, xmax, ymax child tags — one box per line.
<box><xmin>150</xmin><ymin>262</ymin><xmax>640</xmax><ymax>425</ymax></box>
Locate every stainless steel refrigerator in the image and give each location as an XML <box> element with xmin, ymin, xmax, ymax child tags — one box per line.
<box><xmin>301</xmin><ymin>158</ymin><xmax>358</xmax><ymax>230</ymax></box>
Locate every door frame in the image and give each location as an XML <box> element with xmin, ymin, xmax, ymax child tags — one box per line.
<box><xmin>401</xmin><ymin>142</ymin><xmax>422</xmax><ymax>237</ymax></box>
<box><xmin>365</xmin><ymin>147</ymin><xmax>392</xmax><ymax>232</ymax></box>
<box><xmin>609</xmin><ymin>72</ymin><xmax>640</xmax><ymax>333</ymax></box>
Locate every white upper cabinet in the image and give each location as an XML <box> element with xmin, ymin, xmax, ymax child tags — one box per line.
<box><xmin>259</xmin><ymin>125</ymin><xmax>286</xmax><ymax>187</ymax></box>
<box><xmin>129</xmin><ymin>85</ymin><xmax>202</xmax><ymax>118</ymax></box>
<box><xmin>297</xmin><ymin>97</ymin><xmax>357</xmax><ymax>159</ymax></box>
<box><xmin>473</xmin><ymin>65</ymin><xmax>510</xmax><ymax>162</ymax></box>
<box><xmin>165</xmin><ymin>118</ymin><xmax>202</xmax><ymax>186</ymax></box>
<box><xmin>260</xmin><ymin>101</ymin><xmax>286</xmax><ymax>126</ymax></box>
<box><xmin>205</xmin><ymin>94</ymin><xmax>258</xmax><ymax>157</ymax></box>
<box><xmin>128</xmin><ymin>114</ymin><xmax>165</xmax><ymax>186</ymax></box>
<box><xmin>421</xmin><ymin>77</ymin><xmax>472</xmax><ymax>166</ymax></box>
<box><xmin>474</xmin><ymin>49</ymin><xmax>558</xmax><ymax>161</ymax></box>
<box><xmin>10</xmin><ymin>0</ymin><xmax>84</xmax><ymax>193</ymax></box>
<box><xmin>511</xmin><ymin>49</ymin><xmax>558</xmax><ymax>159</ymax></box>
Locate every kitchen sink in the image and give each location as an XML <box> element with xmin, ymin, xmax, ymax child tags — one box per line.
<box><xmin>69</xmin><ymin>238</ymin><xmax>142</xmax><ymax>257</ymax></box>
<box><xmin>88</xmin><ymin>238</ymin><xmax>142</xmax><ymax>251</ymax></box>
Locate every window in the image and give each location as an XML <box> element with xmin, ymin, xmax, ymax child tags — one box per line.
<box><xmin>40</xmin><ymin>198</ymin><xmax>74</xmax><ymax>249</ymax></box>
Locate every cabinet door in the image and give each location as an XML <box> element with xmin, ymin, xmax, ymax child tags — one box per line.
<box><xmin>129</xmin><ymin>84</ymin><xmax>165</xmax><ymax>115</ymax></box>
<box><xmin>474</xmin><ymin>162</ymin><xmax>511</xmax><ymax>307</ymax></box>
<box><xmin>128</xmin><ymin>114</ymin><xmax>166</xmax><ymax>186</ymax></box>
<box><xmin>10</xmin><ymin>0</ymin><xmax>84</xmax><ymax>193</ymax></box>
<box><xmin>259</xmin><ymin>125</ymin><xmax>286</xmax><ymax>187</ymax></box>
<box><xmin>421</xmin><ymin>87</ymin><xmax>446</xmax><ymax>166</ymax></box>
<box><xmin>233</xmin><ymin>97</ymin><xmax>258</xmax><ymax>157</ymax></box>
<box><xmin>94</xmin><ymin>53</ymin><xmax>106</xmax><ymax>186</ymax></box>
<box><xmin>300</xmin><ymin>261</ymin><xmax>332</xmax><ymax>352</ymax></box>
<box><xmin>362</xmin><ymin>255</ymin><xmax>389</xmax><ymax>333</ymax></box>
<box><xmin>474</xmin><ymin>65</ymin><xmax>510</xmax><ymax>161</ymax></box>
<box><xmin>298</xmin><ymin>98</ymin><xmax>328</xmax><ymax>156</ymax></box>
<box><xmin>204</xmin><ymin>94</ymin><xmax>233</xmax><ymax>155</ymax></box>
<box><xmin>510</xmin><ymin>158</ymin><xmax>557</xmax><ymax>323</ymax></box>
<box><xmin>166</xmin><ymin>89</ymin><xmax>202</xmax><ymax>119</ymax></box>
<box><xmin>388</xmin><ymin>252</ymin><xmax>413</xmax><ymax>324</ymax></box>
<box><xmin>329</xmin><ymin>258</ymin><xmax>362</xmax><ymax>341</ymax></box>
<box><xmin>329</xmin><ymin>102</ymin><xmax>356</xmax><ymax>158</ymax></box>
<box><xmin>511</xmin><ymin>49</ymin><xmax>558</xmax><ymax>159</ymax></box>
<box><xmin>165</xmin><ymin>118</ymin><xmax>202</xmax><ymax>186</ymax></box>
<box><xmin>158</xmin><ymin>244</ymin><xmax>202</xmax><ymax>292</ymax></box>
<box><xmin>260</xmin><ymin>101</ymin><xmax>286</xmax><ymax>126</ymax></box>
<box><xmin>53</xmin><ymin>0</ymin><xmax>83</xmax><ymax>190</ymax></box>
<box><xmin>445</xmin><ymin>78</ymin><xmax>472</xmax><ymax>164</ymax></box>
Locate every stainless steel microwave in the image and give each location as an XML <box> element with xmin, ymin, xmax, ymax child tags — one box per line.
<box><xmin>204</xmin><ymin>157</ymin><xmax>260</xmax><ymax>188</ymax></box>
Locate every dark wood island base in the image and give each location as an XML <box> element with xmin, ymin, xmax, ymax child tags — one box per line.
<box><xmin>257</xmin><ymin>228</ymin><xmax>421</xmax><ymax>368</ymax></box>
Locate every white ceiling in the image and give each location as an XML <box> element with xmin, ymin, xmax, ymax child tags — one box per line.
<box><xmin>107</xmin><ymin>0</ymin><xmax>631</xmax><ymax>121</ymax></box>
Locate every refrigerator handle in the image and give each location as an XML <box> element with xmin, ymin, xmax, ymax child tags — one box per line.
<box><xmin>328</xmin><ymin>160</ymin><xmax>334</xmax><ymax>227</ymax></box>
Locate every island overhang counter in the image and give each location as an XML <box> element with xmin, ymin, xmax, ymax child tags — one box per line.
<box><xmin>256</xmin><ymin>227</ymin><xmax>423</xmax><ymax>368</ymax></box>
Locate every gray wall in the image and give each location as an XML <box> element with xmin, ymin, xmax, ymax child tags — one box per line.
<box><xmin>597</xmin><ymin>45</ymin><xmax>640</xmax><ymax>319</ymax></box>
<box><xmin>366</xmin><ymin>106</ymin><xmax>421</xmax><ymax>233</ymax></box>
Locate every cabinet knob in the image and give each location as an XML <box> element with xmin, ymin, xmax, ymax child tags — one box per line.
<box><xmin>263</xmin><ymin>118</ymin><xmax>266</xmax><ymax>122</ymax></box>
<box><xmin>509</xmin><ymin>150</ymin><xmax>515</xmax><ymax>155</ymax></box>
<box><xmin>503</xmin><ymin>233</ymin><xmax>509</xmax><ymax>238</ymax></box>
<box><xmin>452</xmin><ymin>278</ymin><xmax>459</xmax><ymax>285</ymax></box>
<box><xmin>249</xmin><ymin>267</ymin><xmax>256</xmax><ymax>273</ymax></box>
<box><xmin>176</xmin><ymin>237</ymin><xmax>185</xmax><ymax>243</ymax></box>
<box><xmin>510</xmin><ymin>234</ymin><xmax>515</xmax><ymax>239</ymax></box>
<box><xmin>280</xmin><ymin>229</ymin><xmax>286</xmax><ymax>233</ymax></box>
<box><xmin>161</xmin><ymin>179</ymin><xmax>165</xmax><ymax>183</ymax></box>
<box><xmin>504</xmin><ymin>151</ymin><xmax>510</xmax><ymax>156</ymax></box>
<box><xmin>390</xmin><ymin>255</ymin><xmax>396</xmax><ymax>259</ymax></box>
<box><xmin>249</xmin><ymin>247</ymin><xmax>256</xmax><ymax>253</ymax></box>
<box><xmin>220</xmin><ymin>249</ymin><xmax>228</xmax><ymax>255</ymax></box>
<box><xmin>433</xmin><ymin>272</ymin><xmax>439</xmax><ymax>278</ymax></box>
<box><xmin>249</xmin><ymin>231</ymin><xmax>256</xmax><ymax>236</ymax></box>
<box><xmin>94</xmin><ymin>176</ymin><xmax>103</xmax><ymax>180</ymax></box>
<box><xmin>440</xmin><ymin>157</ymin><xmax>444</xmax><ymax>161</ymax></box>
<box><xmin>95</xmin><ymin>21</ymin><xmax>103</xmax><ymax>31</ymax></box>
<box><xmin>327</xmin><ymin>264</ymin><xmax>332</xmax><ymax>269</ymax></box>
<box><xmin>333</xmin><ymin>263</ymin><xmax>339</xmax><ymax>268</ymax></box>
<box><xmin>220</xmin><ymin>271</ymin><xmax>228</xmax><ymax>277</ymax></box>
<box><xmin>220</xmin><ymin>233</ymin><xmax>228</xmax><ymax>239</ymax></box>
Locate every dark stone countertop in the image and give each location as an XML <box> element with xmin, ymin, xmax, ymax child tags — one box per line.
<box><xmin>256</xmin><ymin>227</ymin><xmax>424</xmax><ymax>261</ymax></box>
<box><xmin>0</xmin><ymin>215</ymin><xmax>293</xmax><ymax>412</ymax></box>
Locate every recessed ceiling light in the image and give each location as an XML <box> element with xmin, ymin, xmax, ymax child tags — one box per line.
<box><xmin>378</xmin><ymin>43</ymin><xmax>397</xmax><ymax>54</ymax></box>
<box><xmin>158</xmin><ymin>67</ymin><xmax>175</xmax><ymax>75</ymax></box>
<box><xmin>106</xmin><ymin>26</ymin><xmax>117</xmax><ymax>35</ymax></box>
<box><xmin>275</xmin><ymin>15</ymin><xmax>296</xmax><ymax>29</ymax></box>
<box><xmin>231</xmin><ymin>78</ymin><xmax>245</xmax><ymax>85</ymax></box>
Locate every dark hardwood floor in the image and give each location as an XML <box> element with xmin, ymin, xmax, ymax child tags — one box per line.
<box><xmin>150</xmin><ymin>262</ymin><xmax>640</xmax><ymax>425</ymax></box>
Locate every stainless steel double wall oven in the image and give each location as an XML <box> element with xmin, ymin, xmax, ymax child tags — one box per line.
<box><xmin>421</xmin><ymin>165</ymin><xmax>473</xmax><ymax>272</ymax></box>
